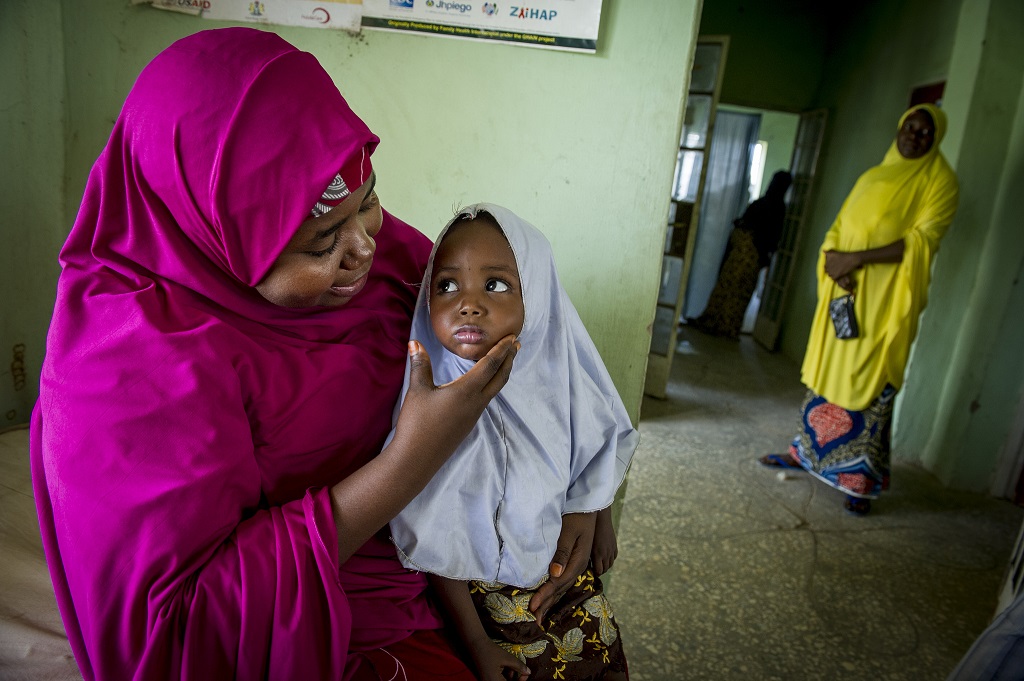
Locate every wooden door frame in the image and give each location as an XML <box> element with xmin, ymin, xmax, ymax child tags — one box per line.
<box><xmin>644</xmin><ymin>35</ymin><xmax>730</xmax><ymax>399</ymax></box>
<box><xmin>753</xmin><ymin>108</ymin><xmax>828</xmax><ymax>352</ymax></box>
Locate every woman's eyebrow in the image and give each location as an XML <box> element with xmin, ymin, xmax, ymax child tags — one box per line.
<box><xmin>309</xmin><ymin>222</ymin><xmax>342</xmax><ymax>245</ymax></box>
<box><xmin>310</xmin><ymin>173</ymin><xmax>378</xmax><ymax>242</ymax></box>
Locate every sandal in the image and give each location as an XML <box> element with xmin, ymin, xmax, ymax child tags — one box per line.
<box><xmin>844</xmin><ymin>496</ymin><xmax>871</xmax><ymax>516</ymax></box>
<box><xmin>758</xmin><ymin>454</ymin><xmax>802</xmax><ymax>470</ymax></box>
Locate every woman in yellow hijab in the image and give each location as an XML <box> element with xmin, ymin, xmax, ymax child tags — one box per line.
<box><xmin>760</xmin><ymin>103</ymin><xmax>959</xmax><ymax>515</ymax></box>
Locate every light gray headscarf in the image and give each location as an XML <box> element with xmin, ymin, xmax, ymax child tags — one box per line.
<box><xmin>388</xmin><ymin>203</ymin><xmax>638</xmax><ymax>588</ymax></box>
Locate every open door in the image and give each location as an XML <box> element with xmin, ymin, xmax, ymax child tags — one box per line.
<box><xmin>645</xmin><ymin>36</ymin><xmax>729</xmax><ymax>399</ymax></box>
<box><xmin>753</xmin><ymin>108</ymin><xmax>827</xmax><ymax>351</ymax></box>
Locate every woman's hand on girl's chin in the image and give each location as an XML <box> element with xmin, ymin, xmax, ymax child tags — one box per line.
<box><xmin>529</xmin><ymin>511</ymin><xmax>597</xmax><ymax>624</ymax></box>
<box><xmin>394</xmin><ymin>335</ymin><xmax>519</xmax><ymax>463</ymax></box>
<box><xmin>331</xmin><ymin>335</ymin><xmax>519</xmax><ymax>563</ymax></box>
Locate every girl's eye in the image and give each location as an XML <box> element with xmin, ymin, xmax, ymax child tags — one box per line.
<box><xmin>436</xmin><ymin>279</ymin><xmax>458</xmax><ymax>294</ymax></box>
<box><xmin>486</xmin><ymin>279</ymin><xmax>511</xmax><ymax>293</ymax></box>
<box><xmin>308</xmin><ymin>234</ymin><xmax>340</xmax><ymax>258</ymax></box>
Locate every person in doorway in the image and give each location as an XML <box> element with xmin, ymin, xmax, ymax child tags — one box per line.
<box><xmin>690</xmin><ymin>170</ymin><xmax>793</xmax><ymax>339</ymax></box>
<box><xmin>389</xmin><ymin>205</ymin><xmax>638</xmax><ymax>680</ymax></box>
<box><xmin>30</xmin><ymin>28</ymin><xmax>596</xmax><ymax>679</ymax></box>
<box><xmin>759</xmin><ymin>104</ymin><xmax>959</xmax><ymax>516</ymax></box>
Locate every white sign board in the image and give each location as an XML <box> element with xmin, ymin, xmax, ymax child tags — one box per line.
<box><xmin>361</xmin><ymin>0</ymin><xmax>603</xmax><ymax>52</ymax></box>
<box><xmin>146</xmin><ymin>0</ymin><xmax>364</xmax><ymax>33</ymax></box>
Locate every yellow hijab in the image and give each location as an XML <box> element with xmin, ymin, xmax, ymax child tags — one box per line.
<box><xmin>800</xmin><ymin>103</ymin><xmax>959</xmax><ymax>411</ymax></box>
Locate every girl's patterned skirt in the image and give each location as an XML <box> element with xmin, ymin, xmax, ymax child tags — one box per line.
<box><xmin>469</xmin><ymin>568</ymin><xmax>627</xmax><ymax>680</ymax></box>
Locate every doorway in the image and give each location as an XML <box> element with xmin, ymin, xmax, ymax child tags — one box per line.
<box><xmin>682</xmin><ymin>105</ymin><xmax>799</xmax><ymax>335</ymax></box>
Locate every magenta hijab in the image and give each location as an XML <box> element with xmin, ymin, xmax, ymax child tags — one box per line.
<box><xmin>31</xmin><ymin>28</ymin><xmax>435</xmax><ymax>680</ymax></box>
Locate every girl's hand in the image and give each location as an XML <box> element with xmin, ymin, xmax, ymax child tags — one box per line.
<box><xmin>591</xmin><ymin>507</ymin><xmax>618</xmax><ymax>576</ymax></box>
<box><xmin>468</xmin><ymin>638</ymin><xmax>531</xmax><ymax>681</ymax></box>
<box><xmin>529</xmin><ymin>511</ymin><xmax>596</xmax><ymax>624</ymax></box>
<box><xmin>824</xmin><ymin>250</ymin><xmax>862</xmax><ymax>284</ymax></box>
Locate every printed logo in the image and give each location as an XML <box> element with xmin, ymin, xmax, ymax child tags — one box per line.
<box><xmin>426</xmin><ymin>0</ymin><xmax>473</xmax><ymax>13</ymax></box>
<box><xmin>389</xmin><ymin>0</ymin><xmax>415</xmax><ymax>8</ymax></box>
<box><xmin>248</xmin><ymin>1</ymin><xmax>265</xmax><ymax>17</ymax></box>
<box><xmin>509</xmin><ymin>5</ymin><xmax>556</xmax><ymax>20</ymax></box>
<box><xmin>303</xmin><ymin>7</ymin><xmax>330</xmax><ymax>23</ymax></box>
<box><xmin>481</xmin><ymin>2</ymin><xmax>497</xmax><ymax>15</ymax></box>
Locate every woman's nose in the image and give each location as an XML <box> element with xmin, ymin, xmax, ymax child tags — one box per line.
<box><xmin>340</xmin><ymin>229</ymin><xmax>376</xmax><ymax>269</ymax></box>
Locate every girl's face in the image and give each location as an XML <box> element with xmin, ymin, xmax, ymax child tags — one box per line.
<box><xmin>429</xmin><ymin>217</ymin><xmax>525</xmax><ymax>361</ymax></box>
<box><xmin>256</xmin><ymin>174</ymin><xmax>381</xmax><ymax>308</ymax></box>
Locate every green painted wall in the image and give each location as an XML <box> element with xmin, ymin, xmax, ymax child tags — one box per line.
<box><xmin>896</xmin><ymin>0</ymin><xmax>1024</xmax><ymax>491</ymax></box>
<box><xmin>6</xmin><ymin>0</ymin><xmax>703</xmax><ymax>426</ymax></box>
<box><xmin>0</xmin><ymin>0</ymin><xmax>67</xmax><ymax>426</ymax></box>
<box><xmin>698</xmin><ymin>1</ymin><xmax>829</xmax><ymax>111</ymax></box>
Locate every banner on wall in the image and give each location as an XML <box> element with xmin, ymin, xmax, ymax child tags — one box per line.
<box><xmin>361</xmin><ymin>0</ymin><xmax>603</xmax><ymax>53</ymax></box>
<box><xmin>143</xmin><ymin>0</ymin><xmax>364</xmax><ymax>33</ymax></box>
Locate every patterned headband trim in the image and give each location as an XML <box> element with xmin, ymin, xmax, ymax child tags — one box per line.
<box><xmin>310</xmin><ymin>147</ymin><xmax>372</xmax><ymax>218</ymax></box>
<box><xmin>311</xmin><ymin>174</ymin><xmax>349</xmax><ymax>218</ymax></box>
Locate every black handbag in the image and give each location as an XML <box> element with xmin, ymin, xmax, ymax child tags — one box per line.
<box><xmin>829</xmin><ymin>293</ymin><xmax>859</xmax><ymax>340</ymax></box>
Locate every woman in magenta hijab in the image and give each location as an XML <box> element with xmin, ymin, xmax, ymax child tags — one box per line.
<box><xmin>29</xmin><ymin>28</ymin><xmax>533</xmax><ymax>680</ymax></box>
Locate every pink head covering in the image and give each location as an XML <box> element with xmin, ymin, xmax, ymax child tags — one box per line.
<box><xmin>56</xmin><ymin>27</ymin><xmax>384</xmax><ymax>335</ymax></box>
<box><xmin>32</xmin><ymin>28</ymin><xmax>435</xmax><ymax>680</ymax></box>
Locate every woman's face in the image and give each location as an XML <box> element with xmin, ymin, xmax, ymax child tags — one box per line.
<box><xmin>429</xmin><ymin>218</ymin><xmax>525</xmax><ymax>361</ymax></box>
<box><xmin>256</xmin><ymin>174</ymin><xmax>381</xmax><ymax>308</ymax></box>
<box><xmin>896</xmin><ymin>110</ymin><xmax>936</xmax><ymax>159</ymax></box>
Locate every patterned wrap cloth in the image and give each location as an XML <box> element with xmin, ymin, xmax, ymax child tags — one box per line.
<box><xmin>470</xmin><ymin>569</ymin><xmax>627</xmax><ymax>680</ymax></box>
<box><xmin>791</xmin><ymin>386</ymin><xmax>896</xmax><ymax>499</ymax></box>
<box><xmin>690</xmin><ymin>228</ymin><xmax>762</xmax><ymax>339</ymax></box>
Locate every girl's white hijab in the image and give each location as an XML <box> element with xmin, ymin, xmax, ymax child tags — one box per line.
<box><xmin>388</xmin><ymin>203</ymin><xmax>638</xmax><ymax>588</ymax></box>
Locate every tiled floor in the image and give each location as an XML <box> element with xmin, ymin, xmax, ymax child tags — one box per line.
<box><xmin>606</xmin><ymin>326</ymin><xmax>1024</xmax><ymax>681</ymax></box>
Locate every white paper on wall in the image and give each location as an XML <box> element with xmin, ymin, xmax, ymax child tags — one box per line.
<box><xmin>361</xmin><ymin>0</ymin><xmax>603</xmax><ymax>53</ymax></box>
<box><xmin>146</xmin><ymin>0</ymin><xmax>363</xmax><ymax>32</ymax></box>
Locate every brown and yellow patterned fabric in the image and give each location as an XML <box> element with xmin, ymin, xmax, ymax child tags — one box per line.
<box><xmin>690</xmin><ymin>228</ymin><xmax>762</xmax><ymax>340</ymax></box>
<box><xmin>469</xmin><ymin>569</ymin><xmax>627</xmax><ymax>680</ymax></box>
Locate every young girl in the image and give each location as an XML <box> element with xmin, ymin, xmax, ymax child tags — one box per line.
<box><xmin>388</xmin><ymin>204</ymin><xmax>638</xmax><ymax>680</ymax></box>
